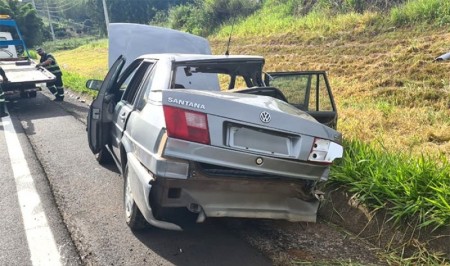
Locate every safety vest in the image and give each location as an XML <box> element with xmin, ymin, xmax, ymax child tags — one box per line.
<box><xmin>40</xmin><ymin>53</ymin><xmax>62</xmax><ymax>75</ymax></box>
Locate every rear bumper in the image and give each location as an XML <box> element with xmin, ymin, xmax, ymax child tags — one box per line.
<box><xmin>131</xmin><ymin>138</ymin><xmax>326</xmax><ymax>229</ymax></box>
<box><xmin>152</xmin><ymin>175</ymin><xmax>319</xmax><ymax>223</ymax></box>
<box><xmin>163</xmin><ymin>137</ymin><xmax>329</xmax><ymax>181</ymax></box>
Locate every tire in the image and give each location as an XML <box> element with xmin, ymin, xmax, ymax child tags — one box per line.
<box><xmin>95</xmin><ymin>147</ymin><xmax>113</xmax><ymax>165</ymax></box>
<box><xmin>124</xmin><ymin>165</ymin><xmax>148</xmax><ymax>230</ymax></box>
<box><xmin>28</xmin><ymin>91</ymin><xmax>37</xmax><ymax>98</ymax></box>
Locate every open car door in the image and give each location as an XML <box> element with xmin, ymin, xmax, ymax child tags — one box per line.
<box><xmin>87</xmin><ymin>55</ymin><xmax>126</xmax><ymax>154</ymax></box>
<box><xmin>264</xmin><ymin>71</ymin><xmax>338</xmax><ymax>129</ymax></box>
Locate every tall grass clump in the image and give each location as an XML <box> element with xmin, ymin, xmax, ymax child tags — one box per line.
<box><xmin>330</xmin><ymin>139</ymin><xmax>450</xmax><ymax>229</ymax></box>
<box><xmin>390</xmin><ymin>0</ymin><xmax>450</xmax><ymax>26</ymax></box>
<box><xmin>61</xmin><ymin>70</ymin><xmax>97</xmax><ymax>98</ymax></box>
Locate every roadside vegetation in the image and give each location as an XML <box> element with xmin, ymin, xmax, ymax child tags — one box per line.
<box><xmin>53</xmin><ymin>0</ymin><xmax>449</xmax><ymax>264</ymax></box>
<box><xmin>333</xmin><ymin>140</ymin><xmax>450</xmax><ymax>229</ymax></box>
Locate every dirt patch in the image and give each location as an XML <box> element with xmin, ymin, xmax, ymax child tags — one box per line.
<box><xmin>222</xmin><ymin>186</ymin><xmax>449</xmax><ymax>265</ymax></box>
<box><xmin>222</xmin><ymin>217</ymin><xmax>385</xmax><ymax>265</ymax></box>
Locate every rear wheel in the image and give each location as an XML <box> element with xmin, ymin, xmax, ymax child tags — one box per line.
<box><xmin>28</xmin><ymin>91</ymin><xmax>37</xmax><ymax>98</ymax></box>
<box><xmin>124</xmin><ymin>165</ymin><xmax>148</xmax><ymax>230</ymax></box>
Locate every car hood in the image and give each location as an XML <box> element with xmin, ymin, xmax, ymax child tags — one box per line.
<box><xmin>162</xmin><ymin>89</ymin><xmax>341</xmax><ymax>143</ymax></box>
<box><xmin>108</xmin><ymin>23</ymin><xmax>211</xmax><ymax>69</ymax></box>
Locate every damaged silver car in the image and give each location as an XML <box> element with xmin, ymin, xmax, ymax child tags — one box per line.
<box><xmin>86</xmin><ymin>24</ymin><xmax>343</xmax><ymax>231</ymax></box>
<box><xmin>87</xmin><ymin>53</ymin><xmax>343</xmax><ymax>230</ymax></box>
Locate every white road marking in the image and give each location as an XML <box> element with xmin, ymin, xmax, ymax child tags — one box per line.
<box><xmin>1</xmin><ymin>113</ymin><xmax>62</xmax><ymax>266</ymax></box>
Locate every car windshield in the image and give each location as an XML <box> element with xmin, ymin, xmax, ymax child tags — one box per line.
<box><xmin>172</xmin><ymin>60</ymin><xmax>263</xmax><ymax>91</ymax></box>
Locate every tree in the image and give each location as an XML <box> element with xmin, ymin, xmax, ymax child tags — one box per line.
<box><xmin>85</xmin><ymin>0</ymin><xmax>191</xmax><ymax>35</ymax></box>
<box><xmin>109</xmin><ymin>0</ymin><xmax>153</xmax><ymax>24</ymax></box>
<box><xmin>86</xmin><ymin>0</ymin><xmax>107</xmax><ymax>35</ymax></box>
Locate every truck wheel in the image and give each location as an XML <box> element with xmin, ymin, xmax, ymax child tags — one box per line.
<box><xmin>29</xmin><ymin>91</ymin><xmax>37</xmax><ymax>98</ymax></box>
<box><xmin>124</xmin><ymin>165</ymin><xmax>148</xmax><ymax>230</ymax></box>
<box><xmin>96</xmin><ymin>147</ymin><xmax>113</xmax><ymax>165</ymax></box>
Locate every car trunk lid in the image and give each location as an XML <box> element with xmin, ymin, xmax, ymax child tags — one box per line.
<box><xmin>162</xmin><ymin>89</ymin><xmax>340</xmax><ymax>142</ymax></box>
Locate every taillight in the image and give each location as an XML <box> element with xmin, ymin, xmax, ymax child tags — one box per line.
<box><xmin>163</xmin><ymin>105</ymin><xmax>210</xmax><ymax>145</ymax></box>
<box><xmin>308</xmin><ymin>138</ymin><xmax>343</xmax><ymax>164</ymax></box>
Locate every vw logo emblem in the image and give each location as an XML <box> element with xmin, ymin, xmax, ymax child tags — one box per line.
<box><xmin>260</xmin><ymin>111</ymin><xmax>271</xmax><ymax>123</ymax></box>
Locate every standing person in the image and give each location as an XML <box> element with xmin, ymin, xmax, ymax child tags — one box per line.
<box><xmin>0</xmin><ymin>66</ymin><xmax>8</xmax><ymax>117</ymax></box>
<box><xmin>36</xmin><ymin>47</ymin><xmax>64</xmax><ymax>101</ymax></box>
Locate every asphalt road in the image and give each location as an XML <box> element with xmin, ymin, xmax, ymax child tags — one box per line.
<box><xmin>0</xmin><ymin>91</ymin><xmax>272</xmax><ymax>266</ymax></box>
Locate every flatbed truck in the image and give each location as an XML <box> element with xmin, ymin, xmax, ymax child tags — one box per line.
<box><xmin>0</xmin><ymin>14</ymin><xmax>55</xmax><ymax>98</ymax></box>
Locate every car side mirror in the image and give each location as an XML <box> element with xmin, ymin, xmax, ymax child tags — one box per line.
<box><xmin>86</xmin><ymin>79</ymin><xmax>102</xmax><ymax>91</ymax></box>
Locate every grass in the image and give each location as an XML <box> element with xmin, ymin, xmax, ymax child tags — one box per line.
<box><xmin>56</xmin><ymin>39</ymin><xmax>108</xmax><ymax>79</ymax></box>
<box><xmin>382</xmin><ymin>239</ymin><xmax>449</xmax><ymax>266</ymax></box>
<box><xmin>390</xmin><ymin>0</ymin><xmax>450</xmax><ymax>26</ymax></box>
<box><xmin>38</xmin><ymin>36</ymin><xmax>103</xmax><ymax>53</ymax></box>
<box><xmin>210</xmin><ymin>13</ymin><xmax>450</xmax><ymax>157</ymax></box>
<box><xmin>330</xmin><ymin>139</ymin><xmax>450</xmax><ymax>229</ymax></box>
<box><xmin>61</xmin><ymin>70</ymin><xmax>97</xmax><ymax>98</ymax></box>
<box><xmin>55</xmin><ymin>39</ymin><xmax>108</xmax><ymax>95</ymax></box>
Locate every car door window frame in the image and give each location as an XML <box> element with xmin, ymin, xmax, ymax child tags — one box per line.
<box><xmin>264</xmin><ymin>71</ymin><xmax>338</xmax><ymax>128</ymax></box>
<box><xmin>264</xmin><ymin>71</ymin><xmax>336</xmax><ymax>112</ymax></box>
<box><xmin>116</xmin><ymin>59</ymin><xmax>150</xmax><ymax>106</ymax></box>
<box><xmin>135</xmin><ymin>60</ymin><xmax>157</xmax><ymax>111</ymax></box>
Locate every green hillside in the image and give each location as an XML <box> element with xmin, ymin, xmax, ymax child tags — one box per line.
<box><xmin>58</xmin><ymin>0</ymin><xmax>450</xmax><ymax>157</ymax></box>
<box><xmin>207</xmin><ymin>0</ymin><xmax>450</xmax><ymax>157</ymax></box>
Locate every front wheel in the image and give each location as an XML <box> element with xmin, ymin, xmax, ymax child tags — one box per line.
<box><xmin>124</xmin><ymin>165</ymin><xmax>148</xmax><ymax>230</ymax></box>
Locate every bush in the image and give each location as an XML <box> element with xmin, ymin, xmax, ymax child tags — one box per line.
<box><xmin>269</xmin><ymin>0</ymin><xmax>407</xmax><ymax>16</ymax></box>
<box><xmin>204</xmin><ymin>0</ymin><xmax>261</xmax><ymax>24</ymax></box>
<box><xmin>166</xmin><ymin>0</ymin><xmax>261</xmax><ymax>36</ymax></box>
<box><xmin>168</xmin><ymin>4</ymin><xmax>211</xmax><ymax>36</ymax></box>
<box><xmin>390</xmin><ymin>0</ymin><xmax>450</xmax><ymax>26</ymax></box>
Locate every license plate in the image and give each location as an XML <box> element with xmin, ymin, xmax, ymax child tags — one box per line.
<box><xmin>227</xmin><ymin>126</ymin><xmax>293</xmax><ymax>156</ymax></box>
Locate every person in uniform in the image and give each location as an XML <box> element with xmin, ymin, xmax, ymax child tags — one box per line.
<box><xmin>36</xmin><ymin>47</ymin><xmax>65</xmax><ymax>101</ymax></box>
<box><xmin>0</xmin><ymin>66</ymin><xmax>8</xmax><ymax>117</ymax></box>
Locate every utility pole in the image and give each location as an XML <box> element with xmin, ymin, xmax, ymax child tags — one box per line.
<box><xmin>102</xmin><ymin>0</ymin><xmax>110</xmax><ymax>36</ymax></box>
<box><xmin>43</xmin><ymin>0</ymin><xmax>56</xmax><ymax>41</ymax></box>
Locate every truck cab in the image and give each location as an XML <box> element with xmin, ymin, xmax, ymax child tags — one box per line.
<box><xmin>0</xmin><ymin>31</ymin><xmax>18</xmax><ymax>58</ymax></box>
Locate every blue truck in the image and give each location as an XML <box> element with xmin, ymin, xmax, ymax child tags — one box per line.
<box><xmin>0</xmin><ymin>15</ymin><xmax>55</xmax><ymax>98</ymax></box>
